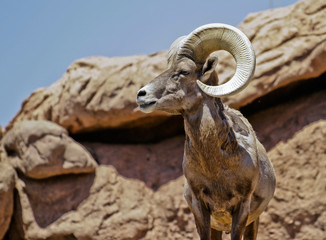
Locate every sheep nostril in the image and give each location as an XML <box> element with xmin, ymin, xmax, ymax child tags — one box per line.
<box><xmin>137</xmin><ymin>90</ymin><xmax>146</xmax><ymax>98</ymax></box>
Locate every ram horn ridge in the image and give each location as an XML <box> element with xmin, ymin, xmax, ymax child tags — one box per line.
<box><xmin>167</xmin><ymin>36</ymin><xmax>186</xmax><ymax>68</ymax></box>
<box><xmin>176</xmin><ymin>23</ymin><xmax>256</xmax><ymax>97</ymax></box>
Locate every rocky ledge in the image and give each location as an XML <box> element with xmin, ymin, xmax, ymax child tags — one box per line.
<box><xmin>0</xmin><ymin>0</ymin><xmax>325</xmax><ymax>239</ymax></box>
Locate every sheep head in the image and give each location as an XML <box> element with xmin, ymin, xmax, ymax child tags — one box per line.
<box><xmin>136</xmin><ymin>23</ymin><xmax>256</xmax><ymax>114</ymax></box>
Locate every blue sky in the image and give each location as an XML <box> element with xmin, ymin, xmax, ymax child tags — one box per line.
<box><xmin>0</xmin><ymin>0</ymin><xmax>298</xmax><ymax>127</ymax></box>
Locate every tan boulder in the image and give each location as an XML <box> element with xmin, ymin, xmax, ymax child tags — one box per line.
<box><xmin>228</xmin><ymin>0</ymin><xmax>326</xmax><ymax>107</ymax></box>
<box><xmin>7</xmin><ymin>165</ymin><xmax>154</xmax><ymax>240</ymax></box>
<box><xmin>7</xmin><ymin>53</ymin><xmax>170</xmax><ymax>134</ymax></box>
<box><xmin>258</xmin><ymin>120</ymin><xmax>326</xmax><ymax>239</ymax></box>
<box><xmin>2</xmin><ymin>120</ymin><xmax>97</xmax><ymax>179</ymax></box>
<box><xmin>0</xmin><ymin>162</ymin><xmax>15</xmax><ymax>239</ymax></box>
<box><xmin>147</xmin><ymin>177</ymin><xmax>198</xmax><ymax>240</ymax></box>
<box><xmin>8</xmin><ymin>165</ymin><xmax>194</xmax><ymax>240</ymax></box>
<box><xmin>6</xmin><ymin>0</ymin><xmax>326</xmax><ymax>134</ymax></box>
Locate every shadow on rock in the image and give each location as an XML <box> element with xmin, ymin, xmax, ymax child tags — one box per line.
<box><xmin>84</xmin><ymin>135</ymin><xmax>185</xmax><ymax>191</ymax></box>
<box><xmin>19</xmin><ymin>172</ymin><xmax>95</xmax><ymax>228</ymax></box>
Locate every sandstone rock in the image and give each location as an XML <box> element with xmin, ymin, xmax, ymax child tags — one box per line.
<box><xmin>2</xmin><ymin>0</ymin><xmax>326</xmax><ymax>239</ymax></box>
<box><xmin>84</xmin><ymin>135</ymin><xmax>185</xmax><ymax>190</ymax></box>
<box><xmin>6</xmin><ymin>0</ymin><xmax>326</xmax><ymax>134</ymax></box>
<box><xmin>229</xmin><ymin>0</ymin><xmax>326</xmax><ymax>108</ymax></box>
<box><xmin>8</xmin><ymin>120</ymin><xmax>326</xmax><ymax>239</ymax></box>
<box><xmin>7</xmin><ymin>53</ymin><xmax>170</xmax><ymax>134</ymax></box>
<box><xmin>8</xmin><ymin>165</ymin><xmax>154</xmax><ymax>240</ymax></box>
<box><xmin>258</xmin><ymin>120</ymin><xmax>326</xmax><ymax>239</ymax></box>
<box><xmin>247</xmin><ymin>87</ymin><xmax>326</xmax><ymax>151</ymax></box>
<box><xmin>2</xmin><ymin>120</ymin><xmax>97</xmax><ymax>179</ymax></box>
<box><xmin>147</xmin><ymin>177</ymin><xmax>198</xmax><ymax>240</ymax></box>
<box><xmin>0</xmin><ymin>162</ymin><xmax>15</xmax><ymax>240</ymax></box>
<box><xmin>7</xmin><ymin>161</ymin><xmax>197</xmax><ymax>240</ymax></box>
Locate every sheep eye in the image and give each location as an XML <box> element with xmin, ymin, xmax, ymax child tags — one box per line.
<box><xmin>180</xmin><ymin>71</ymin><xmax>190</xmax><ymax>76</ymax></box>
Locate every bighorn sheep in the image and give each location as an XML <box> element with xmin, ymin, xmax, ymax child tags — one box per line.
<box><xmin>136</xmin><ymin>23</ymin><xmax>276</xmax><ymax>240</ymax></box>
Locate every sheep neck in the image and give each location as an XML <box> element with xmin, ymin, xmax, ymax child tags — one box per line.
<box><xmin>182</xmin><ymin>97</ymin><xmax>240</xmax><ymax>174</ymax></box>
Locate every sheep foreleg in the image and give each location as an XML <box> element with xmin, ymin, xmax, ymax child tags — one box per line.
<box><xmin>231</xmin><ymin>199</ymin><xmax>250</xmax><ymax>240</ymax></box>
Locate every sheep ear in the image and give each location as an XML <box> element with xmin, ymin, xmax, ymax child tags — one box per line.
<box><xmin>200</xmin><ymin>55</ymin><xmax>218</xmax><ymax>83</ymax></box>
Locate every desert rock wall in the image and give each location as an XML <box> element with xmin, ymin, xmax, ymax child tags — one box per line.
<box><xmin>0</xmin><ymin>0</ymin><xmax>326</xmax><ymax>239</ymax></box>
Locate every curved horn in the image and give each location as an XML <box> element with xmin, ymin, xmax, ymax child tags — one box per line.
<box><xmin>177</xmin><ymin>23</ymin><xmax>256</xmax><ymax>97</ymax></box>
<box><xmin>167</xmin><ymin>36</ymin><xmax>186</xmax><ymax>68</ymax></box>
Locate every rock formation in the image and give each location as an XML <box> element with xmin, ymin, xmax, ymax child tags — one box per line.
<box><xmin>2</xmin><ymin>121</ymin><xmax>97</xmax><ymax>179</ymax></box>
<box><xmin>0</xmin><ymin>162</ymin><xmax>15</xmax><ymax>240</ymax></box>
<box><xmin>258</xmin><ymin>120</ymin><xmax>326</xmax><ymax>240</ymax></box>
<box><xmin>0</xmin><ymin>0</ymin><xmax>325</xmax><ymax>239</ymax></box>
<box><xmin>6</xmin><ymin>0</ymin><xmax>326</xmax><ymax>136</ymax></box>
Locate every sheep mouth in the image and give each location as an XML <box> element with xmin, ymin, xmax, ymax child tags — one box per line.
<box><xmin>138</xmin><ymin>101</ymin><xmax>157</xmax><ymax>112</ymax></box>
